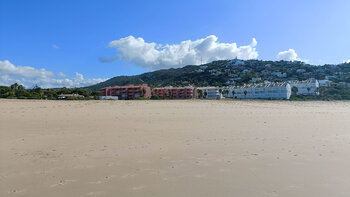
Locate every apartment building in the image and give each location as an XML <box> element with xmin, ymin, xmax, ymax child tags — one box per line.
<box><xmin>196</xmin><ymin>87</ymin><xmax>223</xmax><ymax>99</ymax></box>
<box><xmin>101</xmin><ymin>84</ymin><xmax>151</xmax><ymax>100</ymax></box>
<box><xmin>228</xmin><ymin>82</ymin><xmax>291</xmax><ymax>100</ymax></box>
<box><xmin>152</xmin><ymin>87</ymin><xmax>194</xmax><ymax>99</ymax></box>
<box><xmin>289</xmin><ymin>79</ymin><xmax>319</xmax><ymax>95</ymax></box>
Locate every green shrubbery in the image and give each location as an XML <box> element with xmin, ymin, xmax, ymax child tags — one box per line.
<box><xmin>150</xmin><ymin>95</ymin><xmax>159</xmax><ymax>100</ymax></box>
<box><xmin>0</xmin><ymin>83</ymin><xmax>100</xmax><ymax>100</ymax></box>
<box><xmin>135</xmin><ymin>97</ymin><xmax>150</xmax><ymax>100</ymax></box>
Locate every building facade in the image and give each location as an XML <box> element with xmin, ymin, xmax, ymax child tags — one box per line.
<box><xmin>196</xmin><ymin>87</ymin><xmax>223</xmax><ymax>99</ymax></box>
<box><xmin>228</xmin><ymin>82</ymin><xmax>291</xmax><ymax>100</ymax></box>
<box><xmin>152</xmin><ymin>87</ymin><xmax>194</xmax><ymax>99</ymax></box>
<box><xmin>289</xmin><ymin>79</ymin><xmax>319</xmax><ymax>95</ymax></box>
<box><xmin>101</xmin><ymin>84</ymin><xmax>151</xmax><ymax>100</ymax></box>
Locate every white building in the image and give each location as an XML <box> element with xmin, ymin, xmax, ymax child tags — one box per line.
<box><xmin>271</xmin><ymin>72</ymin><xmax>287</xmax><ymax>78</ymax></box>
<box><xmin>318</xmin><ymin>80</ymin><xmax>332</xmax><ymax>87</ymax></box>
<box><xmin>228</xmin><ymin>82</ymin><xmax>291</xmax><ymax>100</ymax></box>
<box><xmin>196</xmin><ymin>87</ymin><xmax>223</xmax><ymax>99</ymax></box>
<box><xmin>289</xmin><ymin>79</ymin><xmax>319</xmax><ymax>95</ymax></box>
<box><xmin>296</xmin><ymin>69</ymin><xmax>306</xmax><ymax>73</ymax></box>
<box><xmin>200</xmin><ymin>65</ymin><xmax>208</xmax><ymax>70</ymax></box>
<box><xmin>242</xmin><ymin>69</ymin><xmax>249</xmax><ymax>74</ymax></box>
<box><xmin>325</xmin><ymin>76</ymin><xmax>336</xmax><ymax>80</ymax></box>
<box><xmin>100</xmin><ymin>96</ymin><xmax>118</xmax><ymax>100</ymax></box>
<box><xmin>251</xmin><ymin>77</ymin><xmax>262</xmax><ymax>83</ymax></box>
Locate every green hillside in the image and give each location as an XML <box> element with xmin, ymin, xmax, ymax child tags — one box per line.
<box><xmin>86</xmin><ymin>59</ymin><xmax>350</xmax><ymax>90</ymax></box>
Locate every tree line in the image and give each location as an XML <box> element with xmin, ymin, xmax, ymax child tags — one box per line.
<box><xmin>0</xmin><ymin>83</ymin><xmax>100</xmax><ymax>100</ymax></box>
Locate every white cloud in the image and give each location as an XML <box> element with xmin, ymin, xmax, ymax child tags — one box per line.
<box><xmin>345</xmin><ymin>60</ymin><xmax>350</xmax><ymax>63</ymax></box>
<box><xmin>52</xmin><ymin>44</ymin><xmax>60</xmax><ymax>49</ymax></box>
<box><xmin>101</xmin><ymin>35</ymin><xmax>259</xmax><ymax>70</ymax></box>
<box><xmin>277</xmin><ymin>49</ymin><xmax>302</xmax><ymax>62</ymax></box>
<box><xmin>0</xmin><ymin>60</ymin><xmax>107</xmax><ymax>88</ymax></box>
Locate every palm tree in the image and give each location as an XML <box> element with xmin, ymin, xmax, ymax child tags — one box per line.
<box><xmin>10</xmin><ymin>83</ymin><xmax>19</xmax><ymax>92</ymax></box>
<box><xmin>17</xmin><ymin>85</ymin><xmax>24</xmax><ymax>91</ymax></box>
<box><xmin>231</xmin><ymin>90</ymin><xmax>235</xmax><ymax>98</ymax></box>
<box><xmin>203</xmin><ymin>91</ymin><xmax>208</xmax><ymax>98</ymax></box>
<box><xmin>244</xmin><ymin>90</ymin><xmax>248</xmax><ymax>97</ymax></box>
<box><xmin>291</xmin><ymin>86</ymin><xmax>298</xmax><ymax>97</ymax></box>
<box><xmin>307</xmin><ymin>87</ymin><xmax>311</xmax><ymax>94</ymax></box>
<box><xmin>197</xmin><ymin>89</ymin><xmax>203</xmax><ymax>99</ymax></box>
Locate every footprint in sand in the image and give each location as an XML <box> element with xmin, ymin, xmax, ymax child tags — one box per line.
<box><xmin>50</xmin><ymin>179</ymin><xmax>77</xmax><ymax>187</ymax></box>
<box><xmin>8</xmin><ymin>189</ymin><xmax>25</xmax><ymax>194</ymax></box>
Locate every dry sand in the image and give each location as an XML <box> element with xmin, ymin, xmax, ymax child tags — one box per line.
<box><xmin>1</xmin><ymin>99</ymin><xmax>350</xmax><ymax>197</ymax></box>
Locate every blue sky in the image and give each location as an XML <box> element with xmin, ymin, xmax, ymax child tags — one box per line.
<box><xmin>1</xmin><ymin>0</ymin><xmax>350</xmax><ymax>88</ymax></box>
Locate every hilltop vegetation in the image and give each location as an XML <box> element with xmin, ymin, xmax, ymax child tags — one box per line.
<box><xmin>87</xmin><ymin>59</ymin><xmax>350</xmax><ymax>90</ymax></box>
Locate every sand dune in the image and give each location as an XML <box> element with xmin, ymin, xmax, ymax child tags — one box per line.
<box><xmin>1</xmin><ymin>99</ymin><xmax>350</xmax><ymax>197</ymax></box>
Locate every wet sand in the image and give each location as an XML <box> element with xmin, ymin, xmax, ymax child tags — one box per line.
<box><xmin>1</xmin><ymin>99</ymin><xmax>350</xmax><ymax>197</ymax></box>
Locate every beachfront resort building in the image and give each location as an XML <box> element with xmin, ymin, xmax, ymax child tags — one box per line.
<box><xmin>196</xmin><ymin>87</ymin><xmax>223</xmax><ymax>99</ymax></box>
<box><xmin>289</xmin><ymin>79</ymin><xmax>319</xmax><ymax>95</ymax></box>
<box><xmin>101</xmin><ymin>84</ymin><xmax>151</xmax><ymax>100</ymax></box>
<box><xmin>227</xmin><ymin>82</ymin><xmax>291</xmax><ymax>100</ymax></box>
<box><xmin>152</xmin><ymin>86</ymin><xmax>195</xmax><ymax>99</ymax></box>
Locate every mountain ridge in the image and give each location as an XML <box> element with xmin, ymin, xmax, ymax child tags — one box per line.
<box><xmin>86</xmin><ymin>59</ymin><xmax>350</xmax><ymax>90</ymax></box>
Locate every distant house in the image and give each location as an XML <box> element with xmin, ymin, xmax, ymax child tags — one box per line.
<box><xmin>271</xmin><ymin>72</ymin><xmax>283</xmax><ymax>78</ymax></box>
<box><xmin>197</xmin><ymin>69</ymin><xmax>204</xmax><ymax>73</ymax></box>
<box><xmin>234</xmin><ymin>60</ymin><xmax>244</xmax><ymax>66</ymax></box>
<box><xmin>296</xmin><ymin>69</ymin><xmax>306</xmax><ymax>73</ymax></box>
<box><xmin>318</xmin><ymin>80</ymin><xmax>332</xmax><ymax>87</ymax></box>
<box><xmin>228</xmin><ymin>73</ymin><xmax>238</xmax><ymax>77</ymax></box>
<box><xmin>251</xmin><ymin>77</ymin><xmax>262</xmax><ymax>83</ymax></box>
<box><xmin>325</xmin><ymin>76</ymin><xmax>336</xmax><ymax>80</ymax></box>
<box><xmin>228</xmin><ymin>82</ymin><xmax>291</xmax><ymax>100</ymax></box>
<box><xmin>58</xmin><ymin>94</ymin><xmax>85</xmax><ymax>100</ymax></box>
<box><xmin>316</xmin><ymin>68</ymin><xmax>325</xmax><ymax>73</ymax></box>
<box><xmin>289</xmin><ymin>79</ymin><xmax>319</xmax><ymax>95</ymax></box>
<box><xmin>101</xmin><ymin>84</ymin><xmax>151</xmax><ymax>100</ymax></box>
<box><xmin>200</xmin><ymin>65</ymin><xmax>208</xmax><ymax>70</ymax></box>
<box><xmin>227</xmin><ymin>59</ymin><xmax>244</xmax><ymax>67</ymax></box>
<box><xmin>242</xmin><ymin>69</ymin><xmax>249</xmax><ymax>74</ymax></box>
<box><xmin>225</xmin><ymin>80</ymin><xmax>234</xmax><ymax>85</ymax></box>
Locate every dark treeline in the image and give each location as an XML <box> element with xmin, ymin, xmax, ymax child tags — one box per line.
<box><xmin>0</xmin><ymin>83</ymin><xmax>100</xmax><ymax>100</ymax></box>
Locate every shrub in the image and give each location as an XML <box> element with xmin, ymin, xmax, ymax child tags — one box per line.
<box><xmin>135</xmin><ymin>97</ymin><xmax>150</xmax><ymax>100</ymax></box>
<box><xmin>150</xmin><ymin>95</ymin><xmax>159</xmax><ymax>100</ymax></box>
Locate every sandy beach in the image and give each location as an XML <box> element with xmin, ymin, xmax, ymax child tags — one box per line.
<box><xmin>1</xmin><ymin>99</ymin><xmax>350</xmax><ymax>197</ymax></box>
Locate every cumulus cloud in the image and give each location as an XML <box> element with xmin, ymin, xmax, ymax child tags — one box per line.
<box><xmin>101</xmin><ymin>35</ymin><xmax>259</xmax><ymax>70</ymax></box>
<box><xmin>52</xmin><ymin>44</ymin><xmax>60</xmax><ymax>49</ymax></box>
<box><xmin>277</xmin><ymin>49</ymin><xmax>302</xmax><ymax>62</ymax></box>
<box><xmin>345</xmin><ymin>60</ymin><xmax>350</xmax><ymax>64</ymax></box>
<box><xmin>0</xmin><ymin>60</ymin><xmax>107</xmax><ymax>88</ymax></box>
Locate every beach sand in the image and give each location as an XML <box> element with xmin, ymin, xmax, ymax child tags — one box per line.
<box><xmin>1</xmin><ymin>99</ymin><xmax>350</xmax><ymax>197</ymax></box>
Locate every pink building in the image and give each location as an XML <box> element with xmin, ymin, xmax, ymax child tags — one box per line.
<box><xmin>101</xmin><ymin>84</ymin><xmax>151</xmax><ymax>100</ymax></box>
<box><xmin>152</xmin><ymin>87</ymin><xmax>195</xmax><ymax>99</ymax></box>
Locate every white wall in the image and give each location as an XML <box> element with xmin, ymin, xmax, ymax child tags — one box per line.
<box><xmin>228</xmin><ymin>84</ymin><xmax>291</xmax><ymax>100</ymax></box>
